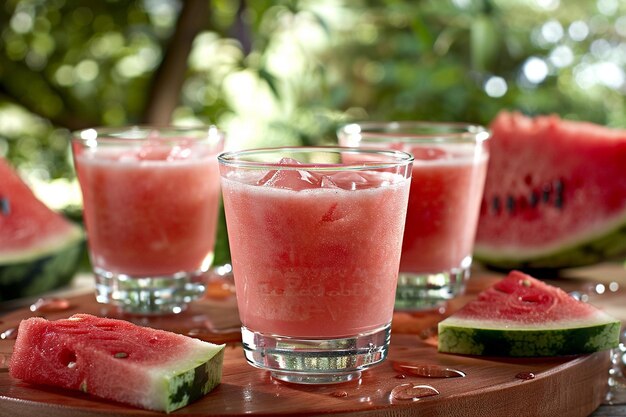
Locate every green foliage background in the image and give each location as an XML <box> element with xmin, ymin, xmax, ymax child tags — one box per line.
<box><xmin>1</xmin><ymin>0</ymin><xmax>626</xmax><ymax>265</ymax></box>
<box><xmin>2</xmin><ymin>0</ymin><xmax>626</xmax><ymax>180</ymax></box>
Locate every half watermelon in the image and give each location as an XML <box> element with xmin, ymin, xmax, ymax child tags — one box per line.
<box><xmin>9</xmin><ymin>314</ymin><xmax>225</xmax><ymax>413</ymax></box>
<box><xmin>438</xmin><ymin>271</ymin><xmax>620</xmax><ymax>357</ymax></box>
<box><xmin>474</xmin><ymin>111</ymin><xmax>626</xmax><ymax>270</ymax></box>
<box><xmin>0</xmin><ymin>157</ymin><xmax>83</xmax><ymax>300</ymax></box>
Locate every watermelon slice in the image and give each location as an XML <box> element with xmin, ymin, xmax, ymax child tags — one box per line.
<box><xmin>0</xmin><ymin>157</ymin><xmax>84</xmax><ymax>300</ymax></box>
<box><xmin>438</xmin><ymin>271</ymin><xmax>620</xmax><ymax>357</ymax></box>
<box><xmin>9</xmin><ymin>314</ymin><xmax>225</xmax><ymax>413</ymax></box>
<box><xmin>474</xmin><ymin>111</ymin><xmax>626</xmax><ymax>269</ymax></box>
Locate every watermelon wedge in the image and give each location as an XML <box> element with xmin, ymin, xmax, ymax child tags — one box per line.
<box><xmin>474</xmin><ymin>111</ymin><xmax>626</xmax><ymax>270</ymax></box>
<box><xmin>0</xmin><ymin>157</ymin><xmax>84</xmax><ymax>300</ymax></box>
<box><xmin>437</xmin><ymin>271</ymin><xmax>620</xmax><ymax>357</ymax></box>
<box><xmin>9</xmin><ymin>314</ymin><xmax>225</xmax><ymax>413</ymax></box>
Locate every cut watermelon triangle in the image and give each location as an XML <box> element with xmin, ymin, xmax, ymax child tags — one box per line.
<box><xmin>9</xmin><ymin>314</ymin><xmax>225</xmax><ymax>413</ymax></box>
<box><xmin>438</xmin><ymin>271</ymin><xmax>621</xmax><ymax>357</ymax></box>
<box><xmin>0</xmin><ymin>157</ymin><xmax>83</xmax><ymax>264</ymax></box>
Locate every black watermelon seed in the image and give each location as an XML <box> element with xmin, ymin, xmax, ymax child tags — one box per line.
<box><xmin>555</xmin><ymin>195</ymin><xmax>564</xmax><ymax>208</ymax></box>
<box><xmin>554</xmin><ymin>180</ymin><xmax>564</xmax><ymax>208</ymax></box>
<box><xmin>529</xmin><ymin>191</ymin><xmax>539</xmax><ymax>207</ymax></box>
<box><xmin>553</xmin><ymin>179</ymin><xmax>564</xmax><ymax>193</ymax></box>
<box><xmin>0</xmin><ymin>197</ymin><xmax>9</xmax><ymax>216</ymax></box>
<box><xmin>491</xmin><ymin>196</ymin><xmax>501</xmax><ymax>214</ymax></box>
<box><xmin>506</xmin><ymin>195</ymin><xmax>515</xmax><ymax>214</ymax></box>
<box><xmin>541</xmin><ymin>186</ymin><xmax>551</xmax><ymax>203</ymax></box>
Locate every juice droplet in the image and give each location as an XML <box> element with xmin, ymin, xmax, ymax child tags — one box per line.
<box><xmin>419</xmin><ymin>326</ymin><xmax>438</xmax><ymax>340</ymax></box>
<box><xmin>331</xmin><ymin>391</ymin><xmax>348</xmax><ymax>398</ymax></box>
<box><xmin>187</xmin><ymin>328</ymin><xmax>209</xmax><ymax>338</ymax></box>
<box><xmin>1</xmin><ymin>352</ymin><xmax>11</xmax><ymax>370</ymax></box>
<box><xmin>0</xmin><ymin>327</ymin><xmax>17</xmax><ymax>340</ymax></box>
<box><xmin>390</xmin><ymin>383</ymin><xmax>439</xmax><ymax>401</ymax></box>
<box><xmin>204</xmin><ymin>278</ymin><xmax>236</xmax><ymax>300</ymax></box>
<box><xmin>30</xmin><ymin>297</ymin><xmax>71</xmax><ymax>313</ymax></box>
<box><xmin>391</xmin><ymin>361</ymin><xmax>465</xmax><ymax>378</ymax></box>
<box><xmin>515</xmin><ymin>372</ymin><xmax>535</xmax><ymax>380</ymax></box>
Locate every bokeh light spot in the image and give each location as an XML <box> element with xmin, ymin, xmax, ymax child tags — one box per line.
<box><xmin>484</xmin><ymin>76</ymin><xmax>508</xmax><ymax>97</ymax></box>
<box><xmin>76</xmin><ymin>60</ymin><xmax>99</xmax><ymax>82</ymax></box>
<box><xmin>568</xmin><ymin>21</ymin><xmax>589</xmax><ymax>41</ymax></box>
<box><xmin>523</xmin><ymin>57</ymin><xmax>549</xmax><ymax>84</ymax></box>
<box><xmin>549</xmin><ymin>45</ymin><xmax>574</xmax><ymax>68</ymax></box>
<box><xmin>541</xmin><ymin>20</ymin><xmax>564</xmax><ymax>43</ymax></box>
<box><xmin>10</xmin><ymin>11</ymin><xmax>34</xmax><ymax>34</ymax></box>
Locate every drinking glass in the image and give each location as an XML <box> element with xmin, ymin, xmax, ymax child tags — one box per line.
<box><xmin>72</xmin><ymin>126</ymin><xmax>224</xmax><ymax>314</ymax></box>
<box><xmin>218</xmin><ymin>146</ymin><xmax>412</xmax><ymax>384</ymax></box>
<box><xmin>338</xmin><ymin>122</ymin><xmax>490</xmax><ymax>310</ymax></box>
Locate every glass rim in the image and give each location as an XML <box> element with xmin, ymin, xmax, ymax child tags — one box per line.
<box><xmin>217</xmin><ymin>146</ymin><xmax>414</xmax><ymax>171</ymax></box>
<box><xmin>71</xmin><ymin>125</ymin><xmax>224</xmax><ymax>144</ymax></box>
<box><xmin>338</xmin><ymin>121</ymin><xmax>491</xmax><ymax>143</ymax></box>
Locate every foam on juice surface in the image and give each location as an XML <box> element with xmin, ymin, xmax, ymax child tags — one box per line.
<box><xmin>230</xmin><ymin>157</ymin><xmax>405</xmax><ymax>192</ymax></box>
<box><xmin>78</xmin><ymin>138</ymin><xmax>217</xmax><ymax>166</ymax></box>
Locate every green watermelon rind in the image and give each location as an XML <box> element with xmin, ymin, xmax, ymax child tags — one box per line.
<box><xmin>0</xmin><ymin>227</ymin><xmax>84</xmax><ymax>301</ymax></box>
<box><xmin>474</xmin><ymin>212</ymin><xmax>626</xmax><ymax>270</ymax></box>
<box><xmin>161</xmin><ymin>347</ymin><xmax>225</xmax><ymax>413</ymax></box>
<box><xmin>437</xmin><ymin>317</ymin><xmax>621</xmax><ymax>357</ymax></box>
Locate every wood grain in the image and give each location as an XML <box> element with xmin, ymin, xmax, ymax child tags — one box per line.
<box><xmin>0</xmin><ymin>273</ymin><xmax>617</xmax><ymax>417</ymax></box>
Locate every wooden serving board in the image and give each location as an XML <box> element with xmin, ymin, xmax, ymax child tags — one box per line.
<box><xmin>0</xmin><ymin>274</ymin><xmax>617</xmax><ymax>417</ymax></box>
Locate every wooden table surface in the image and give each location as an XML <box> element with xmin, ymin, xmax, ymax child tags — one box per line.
<box><xmin>0</xmin><ymin>264</ymin><xmax>625</xmax><ymax>417</ymax></box>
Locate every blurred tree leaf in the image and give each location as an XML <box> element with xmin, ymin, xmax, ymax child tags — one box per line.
<box><xmin>471</xmin><ymin>15</ymin><xmax>499</xmax><ymax>72</ymax></box>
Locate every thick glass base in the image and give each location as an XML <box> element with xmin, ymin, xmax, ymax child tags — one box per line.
<box><xmin>241</xmin><ymin>324</ymin><xmax>391</xmax><ymax>384</ymax></box>
<box><xmin>94</xmin><ymin>267</ymin><xmax>207</xmax><ymax>315</ymax></box>
<box><xmin>394</xmin><ymin>256</ymin><xmax>472</xmax><ymax>311</ymax></box>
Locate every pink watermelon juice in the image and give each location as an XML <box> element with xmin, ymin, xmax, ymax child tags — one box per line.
<box><xmin>75</xmin><ymin>148</ymin><xmax>220</xmax><ymax>275</ymax></box>
<box><xmin>72</xmin><ymin>127</ymin><xmax>224</xmax><ymax>313</ymax></box>
<box><xmin>221</xmin><ymin>160</ymin><xmax>410</xmax><ymax>338</ymax></box>
<box><xmin>338</xmin><ymin>122</ymin><xmax>490</xmax><ymax>309</ymax></box>
<box><xmin>401</xmin><ymin>149</ymin><xmax>488</xmax><ymax>273</ymax></box>
<box><xmin>219</xmin><ymin>147</ymin><xmax>412</xmax><ymax>384</ymax></box>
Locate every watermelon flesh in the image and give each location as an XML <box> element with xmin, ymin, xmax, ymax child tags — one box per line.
<box><xmin>438</xmin><ymin>271</ymin><xmax>620</xmax><ymax>357</ymax></box>
<box><xmin>474</xmin><ymin>111</ymin><xmax>626</xmax><ymax>269</ymax></box>
<box><xmin>0</xmin><ymin>157</ymin><xmax>83</xmax><ymax>264</ymax></box>
<box><xmin>9</xmin><ymin>314</ymin><xmax>225</xmax><ymax>413</ymax></box>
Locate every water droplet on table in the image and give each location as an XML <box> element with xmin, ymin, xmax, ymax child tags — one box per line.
<box><xmin>392</xmin><ymin>361</ymin><xmax>466</xmax><ymax>378</ymax></box>
<box><xmin>515</xmin><ymin>372</ymin><xmax>535</xmax><ymax>380</ymax></box>
<box><xmin>0</xmin><ymin>351</ymin><xmax>11</xmax><ymax>371</ymax></box>
<box><xmin>605</xmin><ymin>329</ymin><xmax>626</xmax><ymax>405</ymax></box>
<box><xmin>0</xmin><ymin>327</ymin><xmax>17</xmax><ymax>340</ymax></box>
<box><xmin>205</xmin><ymin>278</ymin><xmax>236</xmax><ymax>300</ymax></box>
<box><xmin>390</xmin><ymin>383</ymin><xmax>439</xmax><ymax>402</ymax></box>
<box><xmin>29</xmin><ymin>297</ymin><xmax>71</xmax><ymax>313</ymax></box>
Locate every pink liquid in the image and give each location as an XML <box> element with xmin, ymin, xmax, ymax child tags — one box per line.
<box><xmin>400</xmin><ymin>149</ymin><xmax>488</xmax><ymax>273</ymax></box>
<box><xmin>221</xmin><ymin>168</ymin><xmax>410</xmax><ymax>338</ymax></box>
<box><xmin>74</xmin><ymin>143</ymin><xmax>222</xmax><ymax>276</ymax></box>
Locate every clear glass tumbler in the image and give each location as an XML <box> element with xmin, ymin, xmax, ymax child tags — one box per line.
<box><xmin>218</xmin><ymin>146</ymin><xmax>412</xmax><ymax>384</ymax></box>
<box><xmin>338</xmin><ymin>122</ymin><xmax>490</xmax><ymax>311</ymax></box>
<box><xmin>72</xmin><ymin>126</ymin><xmax>224</xmax><ymax>314</ymax></box>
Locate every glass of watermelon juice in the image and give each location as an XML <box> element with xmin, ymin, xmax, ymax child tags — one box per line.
<box><xmin>71</xmin><ymin>126</ymin><xmax>224</xmax><ymax>314</ymax></box>
<box><xmin>338</xmin><ymin>122</ymin><xmax>490</xmax><ymax>311</ymax></box>
<box><xmin>218</xmin><ymin>147</ymin><xmax>412</xmax><ymax>384</ymax></box>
